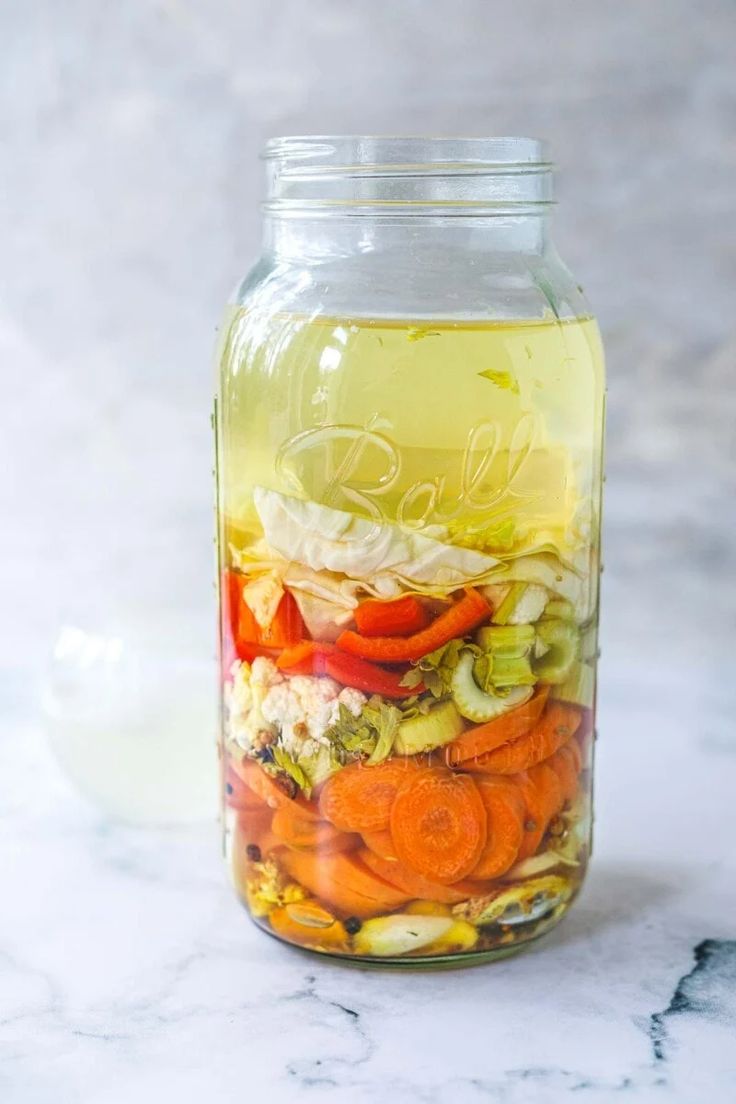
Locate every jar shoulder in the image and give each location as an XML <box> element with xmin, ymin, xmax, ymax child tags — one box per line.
<box><xmin>230</xmin><ymin>244</ymin><xmax>594</xmax><ymax>326</ymax></box>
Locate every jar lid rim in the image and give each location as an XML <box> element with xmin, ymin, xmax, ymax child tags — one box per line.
<box><xmin>263</xmin><ymin>135</ymin><xmax>552</xmax><ymax>169</ymax></box>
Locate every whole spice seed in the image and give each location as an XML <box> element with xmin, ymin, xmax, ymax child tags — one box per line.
<box><xmin>246</xmin><ymin>843</ymin><xmax>262</xmax><ymax>862</ymax></box>
<box><xmin>344</xmin><ymin>917</ymin><xmax>362</xmax><ymax>935</ymax></box>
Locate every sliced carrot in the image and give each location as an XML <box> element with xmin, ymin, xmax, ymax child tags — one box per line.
<box><xmin>354</xmin><ymin>595</ymin><xmax>431</xmax><ymax>637</ymax></box>
<box><xmin>390</xmin><ymin>767</ymin><xmax>487</xmax><ymax>884</ymax></box>
<box><xmin>576</xmin><ymin>706</ymin><xmax>595</xmax><ymax>766</ymax></box>
<box><xmin>319</xmin><ymin>758</ymin><xmax>422</xmax><ymax>833</ymax></box>
<box><xmin>361</xmin><ymin>828</ymin><xmax>399</xmax><ymax>861</ymax></box>
<box><xmin>224</xmin><ymin>764</ymin><xmax>265</xmax><ymax>812</ymax></box>
<box><xmin>336</xmin><ymin>587</ymin><xmax>492</xmax><ymax>663</ymax></box>
<box><xmin>236</xmin><ymin>758</ymin><xmax>321</xmax><ymax>820</ymax></box>
<box><xmin>280</xmin><ymin>850</ymin><xmax>411</xmax><ymax>917</ymax></box>
<box><xmin>471</xmin><ymin>777</ymin><xmax>526</xmax><ymax>879</ymax></box>
<box><xmin>547</xmin><ymin>743</ymin><xmax>579</xmax><ymax>803</ymax></box>
<box><xmin>463</xmin><ymin>702</ymin><xmax>582</xmax><ymax>775</ymax></box>
<box><xmin>514</xmin><ymin>764</ymin><xmax>565</xmax><ymax>859</ymax></box>
<box><xmin>359</xmin><ymin>848</ymin><xmax>472</xmax><ymax>905</ymax></box>
<box><xmin>271</xmin><ymin>807</ymin><xmax>360</xmax><ymax>853</ymax></box>
<box><xmin>234</xmin><ymin>805</ymin><xmax>273</xmax><ymax>846</ymax></box>
<box><xmin>231</xmin><ymin>816</ymin><xmax>281</xmax><ymax>908</ymax></box>
<box><xmin>446</xmin><ymin>687</ymin><xmax>550</xmax><ymax>766</ymax></box>
<box><xmin>276</xmin><ymin>640</ymin><xmax>334</xmax><ymax>673</ymax></box>
<box><xmin>565</xmin><ymin>734</ymin><xmax>583</xmax><ymax>775</ymax></box>
<box><xmin>528</xmin><ymin>761</ymin><xmax>565</xmax><ymax>817</ymax></box>
<box><xmin>236</xmin><ymin>642</ymin><xmax>283</xmax><ymax>663</ymax></box>
<box><xmin>230</xmin><ymin>818</ymin><xmax>259</xmax><ymax>900</ymax></box>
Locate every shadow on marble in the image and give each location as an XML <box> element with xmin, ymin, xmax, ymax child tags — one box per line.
<box><xmin>542</xmin><ymin>858</ymin><xmax>685</xmax><ymax>949</ymax></box>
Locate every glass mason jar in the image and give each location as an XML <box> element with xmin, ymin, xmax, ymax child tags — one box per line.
<box><xmin>215</xmin><ymin>137</ymin><xmax>604</xmax><ymax>966</ymax></box>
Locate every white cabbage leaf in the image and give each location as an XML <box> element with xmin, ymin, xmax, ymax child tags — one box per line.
<box><xmin>252</xmin><ymin>487</ymin><xmax>501</xmax><ymax>595</ymax></box>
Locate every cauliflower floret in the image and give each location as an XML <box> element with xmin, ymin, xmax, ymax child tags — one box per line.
<box><xmin>289</xmin><ymin>675</ymin><xmax>341</xmax><ymax>704</ymax></box>
<box><xmin>261</xmin><ymin>682</ymin><xmax>305</xmax><ymax>729</ymax></box>
<box><xmin>260</xmin><ymin>672</ymin><xmax>368</xmax><ymax>754</ymax></box>
<box><xmin>337</xmin><ymin>686</ymin><xmax>367</xmax><ymax>717</ymax></box>
<box><xmin>225</xmin><ymin>659</ymin><xmax>278</xmax><ymax>751</ymax></box>
<box><xmin>250</xmin><ymin>656</ymin><xmax>284</xmax><ymax>690</ymax></box>
<box><xmin>228</xmin><ymin>659</ymin><xmax>369</xmax><ymax>763</ymax></box>
<box><xmin>226</xmin><ymin>660</ymin><xmax>253</xmax><ymax>717</ymax></box>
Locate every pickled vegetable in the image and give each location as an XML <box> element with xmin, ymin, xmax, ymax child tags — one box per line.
<box><xmin>217</xmin><ymin>313</ymin><xmax>602</xmax><ymax>962</ymax></box>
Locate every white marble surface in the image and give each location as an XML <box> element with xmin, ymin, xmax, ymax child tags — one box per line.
<box><xmin>2</xmin><ymin>2</ymin><xmax>736</xmax><ymax>1101</ymax></box>
<box><xmin>2</xmin><ymin>663</ymin><xmax>736</xmax><ymax>1103</ymax></box>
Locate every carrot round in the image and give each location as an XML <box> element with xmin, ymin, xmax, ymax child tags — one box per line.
<box><xmin>336</xmin><ymin>587</ymin><xmax>492</xmax><ymax>663</ymax></box>
<box><xmin>390</xmin><ymin>767</ymin><xmax>487</xmax><ymax>883</ymax></box>
<box><xmin>514</xmin><ymin>764</ymin><xmax>565</xmax><ymax>859</ymax></box>
<box><xmin>547</xmin><ymin>742</ymin><xmax>579</xmax><ymax>804</ymax></box>
<box><xmin>361</xmin><ymin>828</ymin><xmax>399</xmax><ymax>861</ymax></box>
<box><xmin>463</xmin><ymin>702</ymin><xmax>582</xmax><ymax>775</ymax></box>
<box><xmin>280</xmin><ymin>850</ymin><xmax>411</xmax><ymax>917</ymax></box>
<box><xmin>360</xmin><ymin>848</ymin><xmax>474</xmax><ymax>905</ymax></box>
<box><xmin>271</xmin><ymin>806</ymin><xmax>360</xmax><ymax>853</ymax></box>
<box><xmin>471</xmin><ymin>777</ymin><xmax>525</xmax><ymax>879</ymax></box>
<box><xmin>564</xmin><ymin>733</ymin><xmax>583</xmax><ymax>774</ymax></box>
<box><xmin>576</xmin><ymin>706</ymin><xmax>595</xmax><ymax>766</ymax></box>
<box><xmin>237</xmin><ymin>758</ymin><xmax>321</xmax><ymax>820</ymax></box>
<box><xmin>234</xmin><ymin>805</ymin><xmax>273</xmax><ymax>848</ymax></box>
<box><xmin>224</xmin><ymin>764</ymin><xmax>266</xmax><ymax>812</ymax></box>
<box><xmin>354</xmin><ymin>595</ymin><xmax>431</xmax><ymax>637</ymax></box>
<box><xmin>319</xmin><ymin>758</ymin><xmax>422</xmax><ymax>833</ymax></box>
<box><xmin>446</xmin><ymin>687</ymin><xmax>550</xmax><ymax>766</ymax></box>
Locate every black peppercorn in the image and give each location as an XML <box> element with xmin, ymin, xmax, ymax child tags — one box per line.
<box><xmin>344</xmin><ymin>917</ymin><xmax>362</xmax><ymax>935</ymax></box>
<box><xmin>246</xmin><ymin>843</ymin><xmax>262</xmax><ymax>862</ymax></box>
<box><xmin>225</xmin><ymin>782</ymin><xmax>233</xmax><ymax>795</ymax></box>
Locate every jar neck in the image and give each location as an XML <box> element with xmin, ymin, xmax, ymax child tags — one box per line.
<box><xmin>264</xmin><ymin>211</ymin><xmax>551</xmax><ymax>263</ymax></box>
<box><xmin>261</xmin><ymin>136</ymin><xmax>555</xmax><ymax>263</ymax></box>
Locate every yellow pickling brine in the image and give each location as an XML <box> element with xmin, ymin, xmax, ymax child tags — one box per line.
<box><xmin>215</xmin><ymin>138</ymin><xmax>605</xmax><ymax>966</ymax></box>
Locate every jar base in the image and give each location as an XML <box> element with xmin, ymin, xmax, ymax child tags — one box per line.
<box><xmin>250</xmin><ymin>901</ymin><xmax>573</xmax><ymax>971</ymax></box>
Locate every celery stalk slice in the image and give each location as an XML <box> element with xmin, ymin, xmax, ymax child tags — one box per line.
<box><xmin>492</xmin><ymin>582</ymin><xmax>529</xmax><ymax>625</ymax></box>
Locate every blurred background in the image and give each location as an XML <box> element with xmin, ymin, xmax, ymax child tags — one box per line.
<box><xmin>1</xmin><ymin>0</ymin><xmax>734</xmax><ymax>816</ymax></box>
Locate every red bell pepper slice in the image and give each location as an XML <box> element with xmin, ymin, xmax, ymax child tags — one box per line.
<box><xmin>276</xmin><ymin>640</ymin><xmax>335</xmax><ymax>675</ymax></box>
<box><xmin>221</xmin><ymin>570</ymin><xmax>306</xmax><ymax>664</ymax></box>
<box><xmin>219</xmin><ymin>570</ymin><xmax>241</xmax><ymax>677</ymax></box>
<box><xmin>277</xmin><ymin>641</ymin><xmax>423</xmax><ymax>699</ymax></box>
<box><xmin>336</xmin><ymin>587</ymin><xmax>492</xmax><ymax>663</ymax></box>
<box><xmin>259</xmin><ymin>591</ymin><xmax>305</xmax><ymax>648</ymax></box>
<box><xmin>354</xmin><ymin>594</ymin><xmax>430</xmax><ymax>637</ymax></box>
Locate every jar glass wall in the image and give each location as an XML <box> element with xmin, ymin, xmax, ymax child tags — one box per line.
<box><xmin>216</xmin><ymin>138</ymin><xmax>604</xmax><ymax>965</ymax></box>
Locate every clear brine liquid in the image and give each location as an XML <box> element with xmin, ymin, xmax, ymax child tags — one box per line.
<box><xmin>216</xmin><ymin>310</ymin><xmax>604</xmax><ymax>963</ymax></box>
<box><xmin>218</xmin><ymin>312</ymin><xmax>604</xmax><ymax>567</ymax></box>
